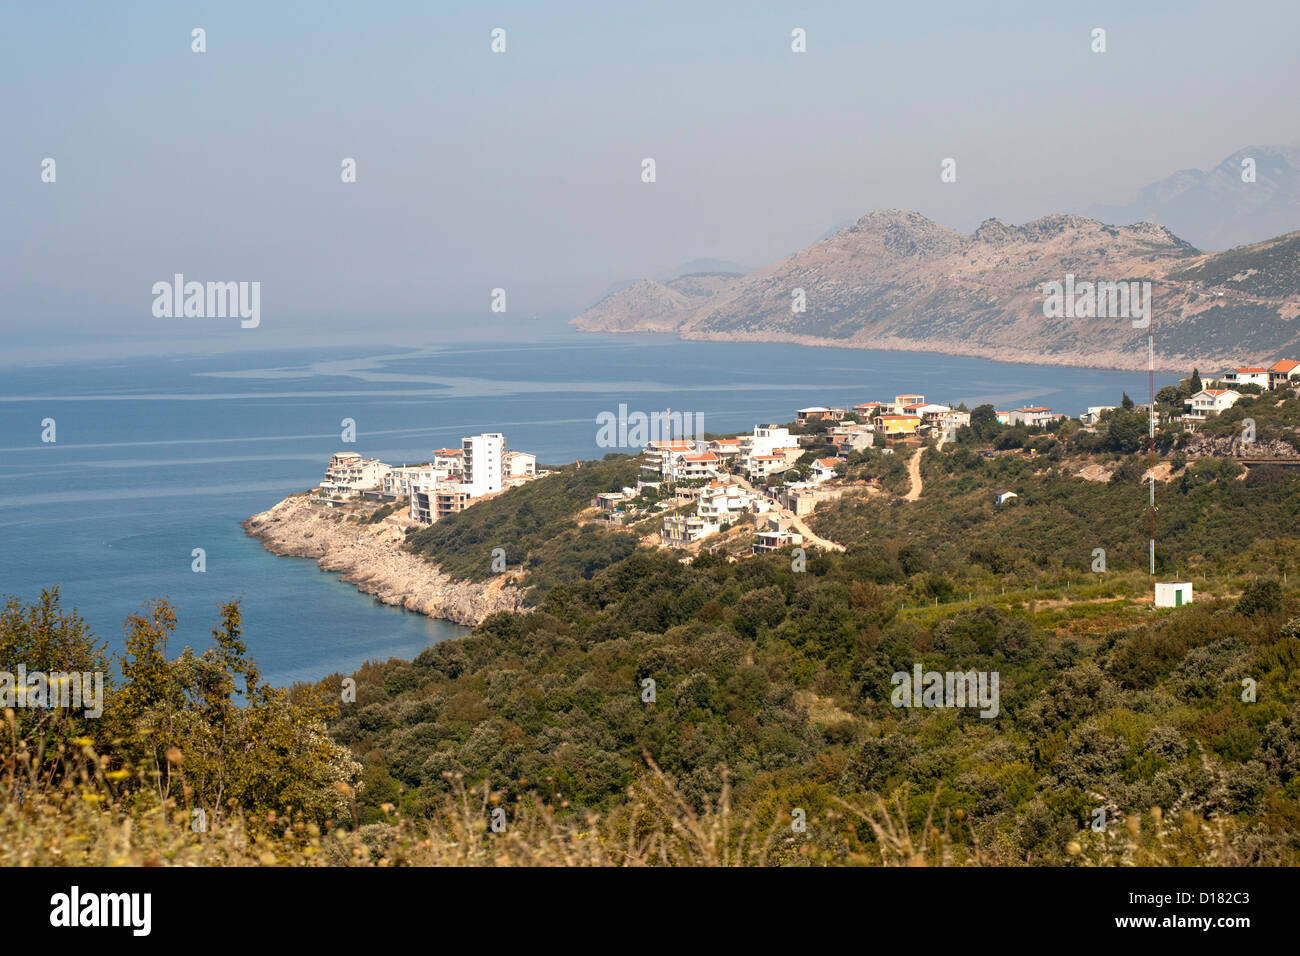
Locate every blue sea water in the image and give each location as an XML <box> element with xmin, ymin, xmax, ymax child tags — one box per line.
<box><xmin>0</xmin><ymin>333</ymin><xmax>1177</xmax><ymax>686</ymax></box>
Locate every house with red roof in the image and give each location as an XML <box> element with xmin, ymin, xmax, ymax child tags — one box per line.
<box><xmin>1269</xmin><ymin>359</ymin><xmax>1300</xmax><ymax>389</ymax></box>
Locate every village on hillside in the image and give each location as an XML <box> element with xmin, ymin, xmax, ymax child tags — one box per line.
<box><xmin>590</xmin><ymin>356</ymin><xmax>1300</xmax><ymax>561</ymax></box>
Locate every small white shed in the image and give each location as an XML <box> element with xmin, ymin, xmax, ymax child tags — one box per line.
<box><xmin>1155</xmin><ymin>582</ymin><xmax>1193</xmax><ymax>608</ymax></box>
<box><xmin>995</xmin><ymin>491</ymin><xmax>1018</xmax><ymax>506</ymax></box>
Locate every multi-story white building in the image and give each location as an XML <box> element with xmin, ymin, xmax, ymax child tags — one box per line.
<box><xmin>660</xmin><ymin>514</ymin><xmax>720</xmax><ymax>546</ymax></box>
<box><xmin>640</xmin><ymin>439</ymin><xmax>697</xmax><ymax>480</ymax></box>
<box><xmin>741</xmin><ymin>425</ymin><xmax>794</xmax><ymax>459</ymax></box>
<box><xmin>1182</xmin><ymin>388</ymin><xmax>1241</xmax><ymax>422</ymax></box>
<box><xmin>746</xmin><ymin>453</ymin><xmax>792</xmax><ymax>480</ymax></box>
<box><xmin>667</xmin><ymin>451</ymin><xmax>720</xmax><ymax>482</ymax></box>
<box><xmin>504</xmin><ymin>450</ymin><xmax>536</xmax><ymax>478</ymax></box>
<box><xmin>384</xmin><ymin>465</ymin><xmax>445</xmax><ymax>497</ymax></box>
<box><xmin>697</xmin><ymin>481</ymin><xmax>759</xmax><ymax>520</ymax></box>
<box><xmin>431</xmin><ymin>448</ymin><xmax>464</xmax><ymax>476</ymax></box>
<box><xmin>461</xmin><ymin>433</ymin><xmax>505</xmax><ymax>498</ymax></box>
<box><xmin>322</xmin><ymin>452</ymin><xmax>391</xmax><ymax>497</ymax></box>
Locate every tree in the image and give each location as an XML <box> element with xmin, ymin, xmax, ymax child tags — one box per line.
<box><xmin>1190</xmin><ymin>368</ymin><xmax>1202</xmax><ymax>393</ymax></box>
<box><xmin>1121</xmin><ymin>392</ymin><xmax>1135</xmax><ymax>410</ymax></box>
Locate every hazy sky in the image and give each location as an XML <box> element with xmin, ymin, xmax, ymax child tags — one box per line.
<box><xmin>5</xmin><ymin>0</ymin><xmax>1300</xmax><ymax>357</ymax></box>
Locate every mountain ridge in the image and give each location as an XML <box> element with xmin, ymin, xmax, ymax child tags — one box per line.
<box><xmin>573</xmin><ymin>209</ymin><xmax>1300</xmax><ymax>372</ymax></box>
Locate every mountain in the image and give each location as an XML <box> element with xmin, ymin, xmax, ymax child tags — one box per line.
<box><xmin>1083</xmin><ymin>145</ymin><xmax>1300</xmax><ymax>251</ymax></box>
<box><xmin>572</xmin><ymin>209</ymin><xmax>1300</xmax><ymax>371</ymax></box>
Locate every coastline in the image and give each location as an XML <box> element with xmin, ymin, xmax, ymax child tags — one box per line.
<box><xmin>573</xmin><ymin>326</ymin><xmax>1208</xmax><ymax>374</ymax></box>
<box><xmin>243</xmin><ymin>494</ymin><xmax>525</xmax><ymax>627</ymax></box>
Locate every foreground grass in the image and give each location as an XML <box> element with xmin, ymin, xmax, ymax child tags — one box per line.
<box><xmin>2</xmin><ymin>729</ymin><xmax>1257</xmax><ymax>866</ymax></box>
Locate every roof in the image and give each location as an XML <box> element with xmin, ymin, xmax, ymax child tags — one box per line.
<box><xmin>646</xmin><ymin>440</ymin><xmax>696</xmax><ymax>450</ymax></box>
<box><xmin>814</xmin><ymin>458</ymin><xmax>841</xmax><ymax>467</ymax></box>
<box><xmin>874</xmin><ymin>415</ymin><xmax>921</xmax><ymax>421</ymax></box>
<box><xmin>1234</xmin><ymin>367</ymin><xmax>1268</xmax><ymax>373</ymax></box>
<box><xmin>1270</xmin><ymin>360</ymin><xmax>1300</xmax><ymax>373</ymax></box>
<box><xmin>679</xmin><ymin>453</ymin><xmax>718</xmax><ymax>462</ymax></box>
<box><xmin>432</xmin><ymin>448</ymin><xmax>462</xmax><ymax>456</ymax></box>
<box><xmin>1015</xmin><ymin>406</ymin><xmax>1051</xmax><ymax>413</ymax></box>
<box><xmin>798</xmin><ymin>406</ymin><xmax>834</xmax><ymax>413</ymax></box>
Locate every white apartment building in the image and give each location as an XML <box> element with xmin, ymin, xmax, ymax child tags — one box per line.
<box><xmin>322</xmin><ymin>452</ymin><xmax>391</xmax><ymax>497</ymax></box>
<box><xmin>461</xmin><ymin>433</ymin><xmax>505</xmax><ymax>497</ymax></box>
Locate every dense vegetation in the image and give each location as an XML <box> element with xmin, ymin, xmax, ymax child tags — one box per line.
<box><xmin>325</xmin><ymin>544</ymin><xmax>1300</xmax><ymax>864</ymax></box>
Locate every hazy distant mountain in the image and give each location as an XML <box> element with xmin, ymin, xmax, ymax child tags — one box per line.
<box><xmin>573</xmin><ymin>208</ymin><xmax>1300</xmax><ymax>371</ymax></box>
<box><xmin>596</xmin><ymin>259</ymin><xmax>748</xmax><ymax>300</ymax></box>
<box><xmin>1083</xmin><ymin>145</ymin><xmax>1300</xmax><ymax>251</ymax></box>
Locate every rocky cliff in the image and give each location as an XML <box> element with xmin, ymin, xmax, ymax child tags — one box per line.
<box><xmin>243</xmin><ymin>495</ymin><xmax>526</xmax><ymax>626</ymax></box>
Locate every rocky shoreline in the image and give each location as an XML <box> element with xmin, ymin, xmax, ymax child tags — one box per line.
<box><xmin>243</xmin><ymin>494</ymin><xmax>526</xmax><ymax>627</ymax></box>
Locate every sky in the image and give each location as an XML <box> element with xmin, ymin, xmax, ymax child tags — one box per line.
<box><xmin>4</xmin><ymin>0</ymin><xmax>1300</xmax><ymax>359</ymax></box>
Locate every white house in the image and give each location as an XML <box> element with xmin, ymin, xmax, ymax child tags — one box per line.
<box><xmin>809</xmin><ymin>457</ymin><xmax>842</xmax><ymax>483</ymax></box>
<box><xmin>1182</xmin><ymin>388</ymin><xmax>1240</xmax><ymax>421</ymax></box>
<box><xmin>746</xmin><ymin>452</ymin><xmax>792</xmax><ymax>480</ymax></box>
<box><xmin>1081</xmin><ymin>406</ymin><xmax>1116</xmax><ymax>426</ymax></box>
<box><xmin>1007</xmin><ymin>406</ymin><xmax>1060</xmax><ymax>428</ymax></box>
<box><xmin>995</xmin><ymin>491</ymin><xmax>1018</xmax><ymax>505</ymax></box>
<box><xmin>1222</xmin><ymin>367</ymin><xmax>1270</xmax><ymax>389</ymax></box>
<box><xmin>1155</xmin><ymin>582</ymin><xmax>1193</xmax><ymax>608</ymax></box>
<box><xmin>795</xmin><ymin>406</ymin><xmax>845</xmax><ymax>424</ymax></box>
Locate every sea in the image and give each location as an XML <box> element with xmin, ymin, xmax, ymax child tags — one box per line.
<box><xmin>0</xmin><ymin>332</ymin><xmax>1178</xmax><ymax>686</ymax></box>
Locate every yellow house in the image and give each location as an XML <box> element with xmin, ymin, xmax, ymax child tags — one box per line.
<box><xmin>873</xmin><ymin>414</ymin><xmax>921</xmax><ymax>436</ymax></box>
